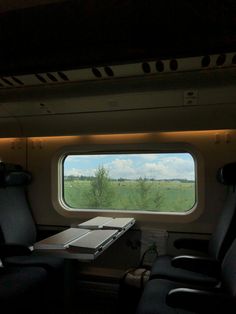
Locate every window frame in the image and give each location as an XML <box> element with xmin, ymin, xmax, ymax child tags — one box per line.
<box><xmin>51</xmin><ymin>142</ymin><xmax>204</xmax><ymax>224</ymax></box>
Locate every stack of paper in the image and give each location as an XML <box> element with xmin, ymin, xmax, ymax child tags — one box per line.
<box><xmin>68</xmin><ymin>229</ymin><xmax>118</xmax><ymax>253</ymax></box>
<box><xmin>78</xmin><ymin>216</ymin><xmax>135</xmax><ymax>230</ymax></box>
<box><xmin>103</xmin><ymin>217</ymin><xmax>135</xmax><ymax>230</ymax></box>
<box><xmin>34</xmin><ymin>228</ymin><xmax>90</xmax><ymax>250</ymax></box>
<box><xmin>78</xmin><ymin>216</ymin><xmax>113</xmax><ymax>229</ymax></box>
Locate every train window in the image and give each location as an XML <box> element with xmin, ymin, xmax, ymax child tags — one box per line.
<box><xmin>62</xmin><ymin>152</ymin><xmax>195</xmax><ymax>213</ymax></box>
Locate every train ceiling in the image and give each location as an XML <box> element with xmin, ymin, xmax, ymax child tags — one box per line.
<box><xmin>0</xmin><ymin>1</ymin><xmax>236</xmax><ymax>76</ymax></box>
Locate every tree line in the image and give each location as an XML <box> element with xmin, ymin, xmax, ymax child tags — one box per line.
<box><xmin>65</xmin><ymin>174</ymin><xmax>194</xmax><ymax>183</ymax></box>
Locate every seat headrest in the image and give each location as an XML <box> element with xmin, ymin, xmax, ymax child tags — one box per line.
<box><xmin>217</xmin><ymin>163</ymin><xmax>236</xmax><ymax>185</ymax></box>
<box><xmin>0</xmin><ymin>162</ymin><xmax>31</xmax><ymax>187</ymax></box>
<box><xmin>4</xmin><ymin>171</ymin><xmax>32</xmax><ymax>186</ymax></box>
<box><xmin>0</xmin><ymin>162</ymin><xmax>23</xmax><ymax>172</ymax></box>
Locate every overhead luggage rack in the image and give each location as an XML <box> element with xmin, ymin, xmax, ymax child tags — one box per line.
<box><xmin>0</xmin><ymin>52</ymin><xmax>236</xmax><ymax>90</ymax></box>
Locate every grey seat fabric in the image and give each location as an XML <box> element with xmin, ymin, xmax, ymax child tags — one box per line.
<box><xmin>0</xmin><ymin>164</ymin><xmax>65</xmax><ymax>312</ymax></box>
<box><xmin>136</xmin><ymin>238</ymin><xmax>236</xmax><ymax>314</ymax></box>
<box><xmin>0</xmin><ymin>266</ymin><xmax>48</xmax><ymax>314</ymax></box>
<box><xmin>150</xmin><ymin>255</ymin><xmax>218</xmax><ymax>286</ymax></box>
<box><xmin>5</xmin><ymin>254</ymin><xmax>65</xmax><ymax>271</ymax></box>
<box><xmin>150</xmin><ymin>162</ymin><xmax>236</xmax><ymax>285</ymax></box>
<box><xmin>0</xmin><ymin>168</ymin><xmax>37</xmax><ymax>248</ymax></box>
<box><xmin>136</xmin><ymin>279</ymin><xmax>196</xmax><ymax>314</ymax></box>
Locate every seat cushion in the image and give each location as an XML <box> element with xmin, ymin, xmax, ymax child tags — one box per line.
<box><xmin>136</xmin><ymin>279</ymin><xmax>193</xmax><ymax>314</ymax></box>
<box><xmin>3</xmin><ymin>256</ymin><xmax>65</xmax><ymax>313</ymax></box>
<box><xmin>0</xmin><ymin>266</ymin><xmax>47</xmax><ymax>313</ymax></box>
<box><xmin>5</xmin><ymin>254</ymin><xmax>64</xmax><ymax>273</ymax></box>
<box><xmin>150</xmin><ymin>255</ymin><xmax>218</xmax><ymax>286</ymax></box>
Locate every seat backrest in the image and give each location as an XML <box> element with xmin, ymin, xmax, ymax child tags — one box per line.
<box><xmin>208</xmin><ymin>162</ymin><xmax>236</xmax><ymax>261</ymax></box>
<box><xmin>221</xmin><ymin>238</ymin><xmax>236</xmax><ymax>298</ymax></box>
<box><xmin>0</xmin><ymin>163</ymin><xmax>37</xmax><ymax>246</ymax></box>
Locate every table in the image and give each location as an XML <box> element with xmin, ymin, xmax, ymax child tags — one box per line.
<box><xmin>34</xmin><ymin>219</ymin><xmax>135</xmax><ymax>261</ymax></box>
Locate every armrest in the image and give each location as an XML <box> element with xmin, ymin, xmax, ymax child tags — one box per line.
<box><xmin>171</xmin><ymin>255</ymin><xmax>220</xmax><ymax>277</ymax></box>
<box><xmin>174</xmin><ymin>238</ymin><xmax>209</xmax><ymax>253</ymax></box>
<box><xmin>166</xmin><ymin>288</ymin><xmax>235</xmax><ymax>313</ymax></box>
<box><xmin>0</xmin><ymin>243</ymin><xmax>32</xmax><ymax>257</ymax></box>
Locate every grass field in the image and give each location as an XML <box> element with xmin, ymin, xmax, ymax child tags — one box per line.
<box><xmin>64</xmin><ymin>179</ymin><xmax>195</xmax><ymax>212</ymax></box>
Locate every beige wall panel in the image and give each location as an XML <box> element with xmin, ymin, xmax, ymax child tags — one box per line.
<box><xmin>0</xmin><ymin>138</ymin><xmax>26</xmax><ymax>167</ymax></box>
<box><xmin>26</xmin><ymin>131</ymin><xmax>236</xmax><ymax>235</ymax></box>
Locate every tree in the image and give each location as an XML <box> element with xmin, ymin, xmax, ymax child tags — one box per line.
<box><xmin>136</xmin><ymin>177</ymin><xmax>163</xmax><ymax>210</ymax></box>
<box><xmin>136</xmin><ymin>177</ymin><xmax>151</xmax><ymax>209</ymax></box>
<box><xmin>153</xmin><ymin>190</ymin><xmax>163</xmax><ymax>210</ymax></box>
<box><xmin>88</xmin><ymin>166</ymin><xmax>113</xmax><ymax>208</ymax></box>
<box><xmin>65</xmin><ymin>175</ymin><xmax>77</xmax><ymax>181</ymax></box>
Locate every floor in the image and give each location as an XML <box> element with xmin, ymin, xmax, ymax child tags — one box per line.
<box><xmin>64</xmin><ymin>265</ymin><xmax>141</xmax><ymax>314</ymax></box>
<box><xmin>71</xmin><ymin>280</ymin><xmax>121</xmax><ymax>314</ymax></box>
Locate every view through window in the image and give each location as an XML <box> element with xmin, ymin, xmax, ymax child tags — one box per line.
<box><xmin>63</xmin><ymin>153</ymin><xmax>195</xmax><ymax>212</ymax></box>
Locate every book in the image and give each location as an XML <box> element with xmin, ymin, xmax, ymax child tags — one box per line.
<box><xmin>103</xmin><ymin>217</ymin><xmax>135</xmax><ymax>230</ymax></box>
<box><xmin>68</xmin><ymin>229</ymin><xmax>118</xmax><ymax>253</ymax></box>
<box><xmin>34</xmin><ymin>227</ymin><xmax>91</xmax><ymax>250</ymax></box>
<box><xmin>78</xmin><ymin>216</ymin><xmax>113</xmax><ymax>229</ymax></box>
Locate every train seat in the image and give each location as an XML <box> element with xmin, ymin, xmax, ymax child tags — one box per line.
<box><xmin>149</xmin><ymin>162</ymin><xmax>236</xmax><ymax>286</ymax></box>
<box><xmin>136</xmin><ymin>236</ymin><xmax>236</xmax><ymax>314</ymax></box>
<box><xmin>0</xmin><ymin>163</ymin><xmax>66</xmax><ymax>312</ymax></box>
<box><xmin>0</xmin><ymin>163</ymin><xmax>64</xmax><ymax>273</ymax></box>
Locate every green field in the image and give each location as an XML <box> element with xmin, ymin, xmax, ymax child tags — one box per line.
<box><xmin>64</xmin><ymin>179</ymin><xmax>195</xmax><ymax>212</ymax></box>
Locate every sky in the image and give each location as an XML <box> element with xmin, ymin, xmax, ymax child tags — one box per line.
<box><xmin>64</xmin><ymin>153</ymin><xmax>195</xmax><ymax>180</ymax></box>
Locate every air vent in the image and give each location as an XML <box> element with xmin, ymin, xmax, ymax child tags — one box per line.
<box><xmin>201</xmin><ymin>55</ymin><xmax>211</xmax><ymax>67</ymax></box>
<box><xmin>1</xmin><ymin>77</ymin><xmax>14</xmax><ymax>86</ymax></box>
<box><xmin>46</xmin><ymin>73</ymin><xmax>58</xmax><ymax>82</ymax></box>
<box><xmin>142</xmin><ymin>62</ymin><xmax>151</xmax><ymax>74</ymax></box>
<box><xmin>0</xmin><ymin>76</ymin><xmax>25</xmax><ymax>88</ymax></box>
<box><xmin>169</xmin><ymin>59</ymin><xmax>178</xmax><ymax>71</ymax></box>
<box><xmin>216</xmin><ymin>54</ymin><xmax>226</xmax><ymax>66</ymax></box>
<box><xmin>11</xmin><ymin>76</ymin><xmax>24</xmax><ymax>85</ymax></box>
<box><xmin>92</xmin><ymin>67</ymin><xmax>102</xmax><ymax>78</ymax></box>
<box><xmin>104</xmin><ymin>66</ymin><xmax>114</xmax><ymax>77</ymax></box>
<box><xmin>35</xmin><ymin>74</ymin><xmax>47</xmax><ymax>83</ymax></box>
<box><xmin>156</xmin><ymin>60</ymin><xmax>164</xmax><ymax>72</ymax></box>
<box><xmin>57</xmin><ymin>71</ymin><xmax>69</xmax><ymax>81</ymax></box>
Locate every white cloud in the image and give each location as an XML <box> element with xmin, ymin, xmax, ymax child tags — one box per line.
<box><xmin>65</xmin><ymin>167</ymin><xmax>96</xmax><ymax>177</ymax></box>
<box><xmin>139</xmin><ymin>154</ymin><xmax>157</xmax><ymax>161</ymax></box>
<box><xmin>143</xmin><ymin>157</ymin><xmax>194</xmax><ymax>180</ymax></box>
<box><xmin>105</xmin><ymin>159</ymin><xmax>137</xmax><ymax>179</ymax></box>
